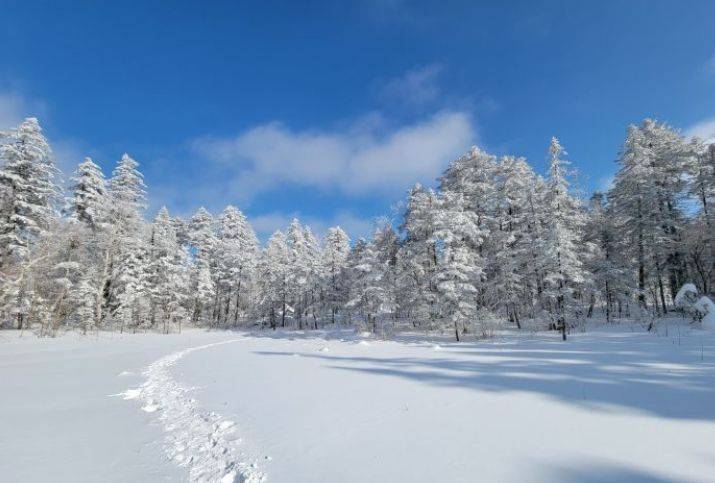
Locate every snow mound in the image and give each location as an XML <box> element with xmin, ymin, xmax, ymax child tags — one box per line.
<box><xmin>695</xmin><ymin>296</ymin><xmax>715</xmax><ymax>330</ymax></box>
<box><xmin>133</xmin><ymin>339</ymin><xmax>265</xmax><ymax>483</ymax></box>
<box><xmin>674</xmin><ymin>283</ymin><xmax>699</xmax><ymax>307</ymax></box>
<box><xmin>674</xmin><ymin>283</ymin><xmax>715</xmax><ymax>330</ymax></box>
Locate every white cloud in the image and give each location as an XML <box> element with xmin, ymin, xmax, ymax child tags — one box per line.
<box><xmin>0</xmin><ymin>92</ymin><xmax>49</xmax><ymax>131</ymax></box>
<box><xmin>0</xmin><ymin>93</ymin><xmax>29</xmax><ymax>129</ymax></box>
<box><xmin>378</xmin><ymin>64</ymin><xmax>443</xmax><ymax>107</ymax></box>
<box><xmin>685</xmin><ymin>117</ymin><xmax>715</xmax><ymax>144</ymax></box>
<box><xmin>192</xmin><ymin>109</ymin><xmax>476</xmax><ymax>202</ymax></box>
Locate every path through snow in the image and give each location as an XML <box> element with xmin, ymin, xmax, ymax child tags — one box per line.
<box><xmin>127</xmin><ymin>339</ymin><xmax>265</xmax><ymax>483</ymax></box>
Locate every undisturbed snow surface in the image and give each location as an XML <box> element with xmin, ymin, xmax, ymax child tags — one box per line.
<box><xmin>2</xmin><ymin>323</ymin><xmax>715</xmax><ymax>482</ymax></box>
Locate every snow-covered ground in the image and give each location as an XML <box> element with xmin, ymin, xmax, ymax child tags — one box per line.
<box><xmin>0</xmin><ymin>330</ymin><xmax>236</xmax><ymax>483</ymax></box>
<box><xmin>2</xmin><ymin>323</ymin><xmax>714</xmax><ymax>482</ymax></box>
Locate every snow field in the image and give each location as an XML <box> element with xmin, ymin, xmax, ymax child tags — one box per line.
<box><xmin>175</xmin><ymin>326</ymin><xmax>715</xmax><ymax>482</ymax></box>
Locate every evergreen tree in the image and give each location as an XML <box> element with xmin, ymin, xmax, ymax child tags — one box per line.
<box><xmin>539</xmin><ymin>138</ymin><xmax>589</xmax><ymax>339</ymax></box>
<box><xmin>69</xmin><ymin>157</ymin><xmax>109</xmax><ymax>230</ymax></box>
<box><xmin>257</xmin><ymin>230</ymin><xmax>289</xmax><ymax>328</ymax></box>
<box><xmin>215</xmin><ymin>205</ymin><xmax>259</xmax><ymax>325</ymax></box>
<box><xmin>0</xmin><ymin>117</ymin><xmax>61</xmax><ymax>263</ymax></box>
<box><xmin>322</xmin><ymin>226</ymin><xmax>350</xmax><ymax>324</ymax></box>
<box><xmin>433</xmin><ymin>191</ymin><xmax>485</xmax><ymax>341</ymax></box>
<box><xmin>609</xmin><ymin>120</ymin><xmax>688</xmax><ymax>314</ymax></box>
<box><xmin>108</xmin><ymin>153</ymin><xmax>147</xmax><ymax>236</ymax></box>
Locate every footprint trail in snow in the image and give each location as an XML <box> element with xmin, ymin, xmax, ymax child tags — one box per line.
<box><xmin>124</xmin><ymin>339</ymin><xmax>265</xmax><ymax>483</ymax></box>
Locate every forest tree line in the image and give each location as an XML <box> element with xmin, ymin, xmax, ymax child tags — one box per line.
<box><xmin>0</xmin><ymin>117</ymin><xmax>712</xmax><ymax>339</ymax></box>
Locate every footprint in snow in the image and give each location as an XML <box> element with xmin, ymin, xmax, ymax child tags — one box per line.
<box><xmin>218</xmin><ymin>421</ymin><xmax>235</xmax><ymax>431</ymax></box>
<box><xmin>141</xmin><ymin>399</ymin><xmax>161</xmax><ymax>412</ymax></box>
<box><xmin>142</xmin><ymin>404</ymin><xmax>160</xmax><ymax>413</ymax></box>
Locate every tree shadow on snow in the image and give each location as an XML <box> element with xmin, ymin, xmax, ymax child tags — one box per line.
<box><xmin>254</xmin><ymin>331</ymin><xmax>715</xmax><ymax>422</ymax></box>
<box><xmin>542</xmin><ymin>462</ymin><xmax>683</xmax><ymax>483</ymax></box>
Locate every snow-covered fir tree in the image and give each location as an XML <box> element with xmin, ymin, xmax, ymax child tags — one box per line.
<box><xmin>0</xmin><ymin>117</ymin><xmax>60</xmax><ymax>263</ymax></box>
<box><xmin>215</xmin><ymin>205</ymin><xmax>259</xmax><ymax>325</ymax></box>
<box><xmin>321</xmin><ymin>226</ymin><xmax>350</xmax><ymax>323</ymax></box>
<box><xmin>69</xmin><ymin>157</ymin><xmax>109</xmax><ymax>230</ymax></box>
<box><xmin>538</xmin><ymin>138</ymin><xmax>589</xmax><ymax>339</ymax></box>
<box><xmin>433</xmin><ymin>191</ymin><xmax>486</xmax><ymax>340</ymax></box>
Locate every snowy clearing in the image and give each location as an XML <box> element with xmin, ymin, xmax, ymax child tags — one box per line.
<box><xmin>2</xmin><ymin>324</ymin><xmax>715</xmax><ymax>482</ymax></box>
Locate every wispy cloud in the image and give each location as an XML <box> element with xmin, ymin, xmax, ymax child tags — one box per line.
<box><xmin>0</xmin><ymin>91</ymin><xmax>47</xmax><ymax>132</ymax></box>
<box><xmin>378</xmin><ymin>64</ymin><xmax>444</xmax><ymax>108</ymax></box>
<box><xmin>0</xmin><ymin>93</ymin><xmax>26</xmax><ymax>129</ymax></box>
<box><xmin>191</xmin><ymin>109</ymin><xmax>475</xmax><ymax>202</ymax></box>
<box><xmin>685</xmin><ymin>117</ymin><xmax>715</xmax><ymax>144</ymax></box>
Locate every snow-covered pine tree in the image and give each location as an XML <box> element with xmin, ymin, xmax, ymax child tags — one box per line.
<box><xmin>108</xmin><ymin>153</ymin><xmax>147</xmax><ymax>236</ymax></box>
<box><xmin>188</xmin><ymin>207</ymin><xmax>218</xmax><ymax>322</ymax></box>
<box><xmin>322</xmin><ymin>226</ymin><xmax>350</xmax><ymax>324</ymax></box>
<box><xmin>102</xmin><ymin>153</ymin><xmax>149</xmax><ymax>326</ymax></box>
<box><xmin>583</xmin><ymin>192</ymin><xmax>628</xmax><ymax>321</ymax></box>
<box><xmin>397</xmin><ymin>184</ymin><xmax>440</xmax><ymax>326</ymax></box>
<box><xmin>539</xmin><ymin>138</ymin><xmax>589</xmax><ymax>340</ymax></box>
<box><xmin>485</xmin><ymin>155</ymin><xmax>535</xmax><ymax>328</ymax></box>
<box><xmin>286</xmin><ymin>219</ymin><xmax>309</xmax><ymax>328</ymax></box>
<box><xmin>147</xmin><ymin>207</ymin><xmax>189</xmax><ymax>333</ymax></box>
<box><xmin>71</xmin><ymin>276</ymin><xmax>99</xmax><ymax>334</ymax></box>
<box><xmin>190</xmin><ymin>257</ymin><xmax>215</xmax><ymax>323</ymax></box>
<box><xmin>609</xmin><ymin>120</ymin><xmax>689</xmax><ymax>315</ymax></box>
<box><xmin>301</xmin><ymin>225</ymin><xmax>323</xmax><ymax>329</ymax></box>
<box><xmin>0</xmin><ymin>117</ymin><xmax>61</xmax><ymax>264</ymax></box>
<box><xmin>433</xmin><ymin>190</ymin><xmax>485</xmax><ymax>341</ymax></box>
<box><xmin>344</xmin><ymin>236</ymin><xmax>386</xmax><ymax>334</ymax></box>
<box><xmin>439</xmin><ymin>146</ymin><xmax>497</xmax><ymax>256</ymax></box>
<box><xmin>372</xmin><ymin>220</ymin><xmax>399</xmax><ymax>327</ymax></box>
<box><xmin>69</xmin><ymin>157</ymin><xmax>109</xmax><ymax>230</ymax></box>
<box><xmin>215</xmin><ymin>205</ymin><xmax>259</xmax><ymax>325</ymax></box>
<box><xmin>189</xmin><ymin>207</ymin><xmax>217</xmax><ymax>261</ymax></box>
<box><xmin>112</xmin><ymin>246</ymin><xmax>150</xmax><ymax>332</ymax></box>
<box><xmin>257</xmin><ymin>230</ymin><xmax>289</xmax><ymax>328</ymax></box>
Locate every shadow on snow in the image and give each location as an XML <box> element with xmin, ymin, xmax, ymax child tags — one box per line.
<box><xmin>253</xmin><ymin>329</ymin><xmax>715</xmax><ymax>422</ymax></box>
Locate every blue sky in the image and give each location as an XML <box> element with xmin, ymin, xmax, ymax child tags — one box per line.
<box><xmin>1</xmin><ymin>0</ymin><xmax>714</xmax><ymax>239</ymax></box>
